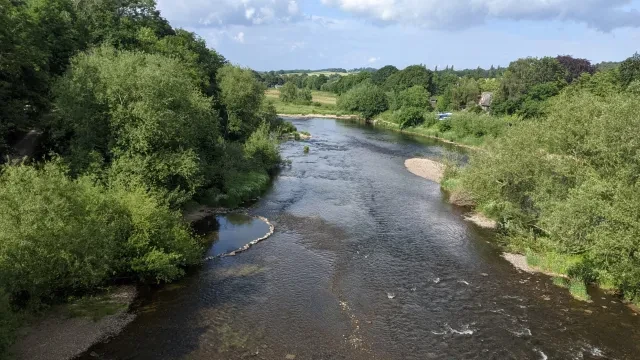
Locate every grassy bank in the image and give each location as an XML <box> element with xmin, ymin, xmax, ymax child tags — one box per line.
<box><xmin>440</xmin><ymin>89</ymin><xmax>640</xmax><ymax>307</ymax></box>
<box><xmin>374</xmin><ymin>110</ymin><xmax>514</xmax><ymax>148</ymax></box>
<box><xmin>265</xmin><ymin>89</ymin><xmax>354</xmax><ymax>116</ymax></box>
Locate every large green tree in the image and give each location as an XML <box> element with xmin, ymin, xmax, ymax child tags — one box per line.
<box><xmin>492</xmin><ymin>57</ymin><xmax>568</xmax><ymax>116</ymax></box>
<box><xmin>619</xmin><ymin>53</ymin><xmax>640</xmax><ymax>87</ymax></box>
<box><xmin>217</xmin><ymin>65</ymin><xmax>272</xmax><ymax>141</ymax></box>
<box><xmin>371</xmin><ymin>65</ymin><xmax>399</xmax><ymax>85</ymax></box>
<box><xmin>54</xmin><ymin>47</ymin><xmax>220</xmax><ymax>205</ymax></box>
<box><xmin>338</xmin><ymin>81</ymin><xmax>388</xmax><ymax>119</ymax></box>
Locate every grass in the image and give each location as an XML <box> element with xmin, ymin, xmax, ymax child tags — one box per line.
<box><xmin>373</xmin><ymin>111</ymin><xmax>487</xmax><ymax>147</ymax></box>
<box><xmin>65</xmin><ymin>295</ymin><xmax>128</xmax><ymax>321</ymax></box>
<box><xmin>524</xmin><ymin>251</ymin><xmax>592</xmax><ymax>302</ymax></box>
<box><xmin>552</xmin><ymin>277</ymin><xmax>591</xmax><ymax>302</ymax></box>
<box><xmin>524</xmin><ymin>250</ymin><xmax>583</xmax><ymax>276</ymax></box>
<box><xmin>265</xmin><ymin>89</ymin><xmax>353</xmax><ymax>115</ymax></box>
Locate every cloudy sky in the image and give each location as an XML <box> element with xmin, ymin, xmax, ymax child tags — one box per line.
<box><xmin>156</xmin><ymin>0</ymin><xmax>640</xmax><ymax>71</ymax></box>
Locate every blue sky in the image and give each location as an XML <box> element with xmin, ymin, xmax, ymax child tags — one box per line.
<box><xmin>156</xmin><ymin>0</ymin><xmax>640</xmax><ymax>71</ymax></box>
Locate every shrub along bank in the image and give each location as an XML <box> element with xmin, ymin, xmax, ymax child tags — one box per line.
<box><xmin>0</xmin><ymin>1</ymin><xmax>294</xmax><ymax>356</ymax></box>
<box><xmin>444</xmin><ymin>81</ymin><xmax>640</xmax><ymax>304</ymax></box>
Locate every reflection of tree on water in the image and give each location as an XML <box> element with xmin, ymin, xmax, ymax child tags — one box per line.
<box><xmin>192</xmin><ymin>215</ymin><xmax>220</xmax><ymax>236</ymax></box>
<box><xmin>223</xmin><ymin>213</ymin><xmax>255</xmax><ymax>227</ymax></box>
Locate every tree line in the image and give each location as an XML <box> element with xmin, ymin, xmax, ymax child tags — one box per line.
<box><xmin>0</xmin><ymin>0</ymin><xmax>295</xmax><ymax>355</ymax></box>
<box><xmin>442</xmin><ymin>52</ymin><xmax>640</xmax><ymax>304</ymax></box>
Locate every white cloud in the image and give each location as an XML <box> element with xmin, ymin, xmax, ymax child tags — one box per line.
<box><xmin>321</xmin><ymin>0</ymin><xmax>640</xmax><ymax>31</ymax></box>
<box><xmin>157</xmin><ymin>0</ymin><xmax>302</xmax><ymax>28</ymax></box>
<box><xmin>233</xmin><ymin>32</ymin><xmax>246</xmax><ymax>43</ymax></box>
<box><xmin>368</xmin><ymin>57</ymin><xmax>380</xmax><ymax>63</ymax></box>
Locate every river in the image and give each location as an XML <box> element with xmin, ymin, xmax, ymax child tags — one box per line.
<box><xmin>79</xmin><ymin>118</ymin><xmax>640</xmax><ymax>360</ymax></box>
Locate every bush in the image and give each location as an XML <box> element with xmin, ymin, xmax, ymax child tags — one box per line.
<box><xmin>392</xmin><ymin>85</ymin><xmax>432</xmax><ymax>111</ymax></box>
<box><xmin>0</xmin><ymin>161</ymin><xmax>203</xmax><ymax>305</ymax></box>
<box><xmin>457</xmin><ymin>89</ymin><xmax>640</xmax><ymax>302</ymax></box>
<box><xmin>244</xmin><ymin>122</ymin><xmax>281</xmax><ymax>170</ymax></box>
<box><xmin>221</xmin><ymin>170</ymin><xmax>270</xmax><ymax>207</ymax></box>
<box><xmin>394</xmin><ymin>107</ymin><xmax>425</xmax><ymax>129</ymax></box>
<box><xmin>279</xmin><ymin>82</ymin><xmax>312</xmax><ymax>105</ymax></box>
<box><xmin>437</xmin><ymin>118</ymin><xmax>452</xmax><ymax>132</ymax></box>
<box><xmin>0</xmin><ymin>162</ymin><xmax>129</xmax><ymax>304</ymax></box>
<box><xmin>337</xmin><ymin>81</ymin><xmax>388</xmax><ymax>119</ymax></box>
<box><xmin>54</xmin><ymin>47</ymin><xmax>220</xmax><ymax>207</ymax></box>
<box><xmin>111</xmin><ymin>184</ymin><xmax>202</xmax><ymax>283</ymax></box>
<box><xmin>449</xmin><ymin>112</ymin><xmax>512</xmax><ymax>139</ymax></box>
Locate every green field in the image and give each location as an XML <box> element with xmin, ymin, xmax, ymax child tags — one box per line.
<box><xmin>266</xmin><ymin>89</ymin><xmax>354</xmax><ymax>115</ymax></box>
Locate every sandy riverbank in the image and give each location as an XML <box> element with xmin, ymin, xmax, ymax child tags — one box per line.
<box><xmin>405</xmin><ymin>158</ymin><xmax>497</xmax><ymax>230</ymax></box>
<box><xmin>11</xmin><ymin>286</ymin><xmax>137</xmax><ymax>360</ymax></box>
<box><xmin>404</xmin><ymin>158</ymin><xmax>444</xmax><ymax>183</ymax></box>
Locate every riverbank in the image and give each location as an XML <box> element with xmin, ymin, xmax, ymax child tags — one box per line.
<box><xmin>405</xmin><ymin>157</ymin><xmax>595</xmax><ymax>303</ymax></box>
<box><xmin>278</xmin><ymin>113</ymin><xmax>360</xmax><ymax>120</ymax></box>
<box><xmin>374</xmin><ymin>119</ymin><xmax>481</xmax><ymax>150</ymax></box>
<box><xmin>404</xmin><ymin>158</ymin><xmax>497</xmax><ymax>230</ymax></box>
<box><xmin>10</xmin><ymin>286</ymin><xmax>137</xmax><ymax>360</ymax></box>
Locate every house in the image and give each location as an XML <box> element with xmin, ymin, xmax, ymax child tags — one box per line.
<box><xmin>274</xmin><ymin>84</ymin><xmax>283</xmax><ymax>89</ymax></box>
<box><xmin>429</xmin><ymin>96</ymin><xmax>438</xmax><ymax>108</ymax></box>
<box><xmin>479</xmin><ymin>92</ymin><xmax>493</xmax><ymax>111</ymax></box>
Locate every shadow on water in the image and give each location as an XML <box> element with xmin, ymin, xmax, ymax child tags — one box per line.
<box><xmin>78</xmin><ymin>118</ymin><xmax>640</xmax><ymax>360</ymax></box>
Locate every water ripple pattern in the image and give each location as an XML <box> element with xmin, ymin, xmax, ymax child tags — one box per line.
<box><xmin>78</xmin><ymin>119</ymin><xmax>640</xmax><ymax>360</ymax></box>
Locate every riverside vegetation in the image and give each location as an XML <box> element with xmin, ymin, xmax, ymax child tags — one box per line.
<box><xmin>0</xmin><ymin>0</ymin><xmax>299</xmax><ymax>356</ymax></box>
<box><xmin>268</xmin><ymin>55</ymin><xmax>640</xmax><ymax>305</ymax></box>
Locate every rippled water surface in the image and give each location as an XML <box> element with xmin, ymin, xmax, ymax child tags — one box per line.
<box><xmin>81</xmin><ymin>119</ymin><xmax>640</xmax><ymax>360</ymax></box>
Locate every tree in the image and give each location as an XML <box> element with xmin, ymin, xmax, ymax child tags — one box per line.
<box><xmin>74</xmin><ymin>0</ymin><xmax>174</xmax><ymax>49</ymax></box>
<box><xmin>279</xmin><ymin>82</ymin><xmax>312</xmax><ymax>105</ymax></box>
<box><xmin>337</xmin><ymin>81</ymin><xmax>388</xmax><ymax>119</ymax></box>
<box><xmin>54</xmin><ymin>47</ymin><xmax>220</xmax><ymax>204</ymax></box>
<box><xmin>383</xmin><ymin>65</ymin><xmax>434</xmax><ymax>93</ymax></box>
<box><xmin>139</xmin><ymin>28</ymin><xmax>226</xmax><ymax>97</ymax></box>
<box><xmin>279</xmin><ymin>82</ymin><xmax>298</xmax><ymax>103</ymax></box>
<box><xmin>395</xmin><ymin>107</ymin><xmax>426</xmax><ymax>129</ymax></box>
<box><xmin>492</xmin><ymin>57</ymin><xmax>568</xmax><ymax>115</ymax></box>
<box><xmin>371</xmin><ymin>65</ymin><xmax>399</xmax><ymax>85</ymax></box>
<box><xmin>218</xmin><ymin>65</ymin><xmax>267</xmax><ymax>141</ymax></box>
<box><xmin>433</xmin><ymin>71</ymin><xmax>457</xmax><ymax>96</ymax></box>
<box><xmin>556</xmin><ymin>55</ymin><xmax>596</xmax><ymax>84</ymax></box>
<box><xmin>450</xmin><ymin>77</ymin><xmax>480</xmax><ymax>109</ymax></box>
<box><xmin>0</xmin><ymin>0</ymin><xmax>50</xmax><ymax>156</ymax></box>
<box><xmin>331</xmin><ymin>71</ymin><xmax>371</xmax><ymax>94</ymax></box>
<box><xmin>393</xmin><ymin>85</ymin><xmax>432</xmax><ymax>111</ymax></box>
<box><xmin>619</xmin><ymin>52</ymin><xmax>640</xmax><ymax>87</ymax></box>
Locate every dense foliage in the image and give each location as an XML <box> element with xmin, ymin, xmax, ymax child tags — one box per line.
<box><xmin>337</xmin><ymin>81</ymin><xmax>388</xmax><ymax>119</ymax></box>
<box><xmin>279</xmin><ymin>82</ymin><xmax>313</xmax><ymax>105</ymax></box>
<box><xmin>0</xmin><ymin>0</ymin><xmax>290</xmax><ymax>354</ymax></box>
<box><xmin>449</xmin><ymin>56</ymin><xmax>640</xmax><ymax>303</ymax></box>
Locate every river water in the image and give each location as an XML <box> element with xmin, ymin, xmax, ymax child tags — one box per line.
<box><xmin>80</xmin><ymin>118</ymin><xmax>640</xmax><ymax>360</ymax></box>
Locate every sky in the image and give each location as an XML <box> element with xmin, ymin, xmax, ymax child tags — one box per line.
<box><xmin>155</xmin><ymin>0</ymin><xmax>640</xmax><ymax>71</ymax></box>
